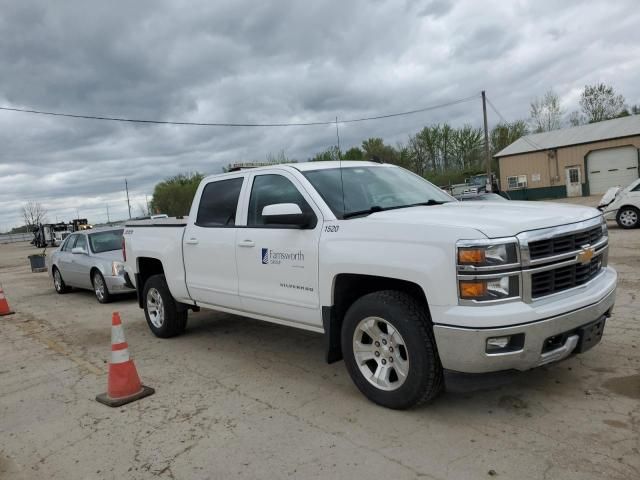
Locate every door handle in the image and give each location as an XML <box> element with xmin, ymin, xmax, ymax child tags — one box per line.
<box><xmin>238</xmin><ymin>240</ymin><xmax>255</xmax><ymax>248</ymax></box>
<box><xmin>185</xmin><ymin>238</ymin><xmax>199</xmax><ymax>245</ymax></box>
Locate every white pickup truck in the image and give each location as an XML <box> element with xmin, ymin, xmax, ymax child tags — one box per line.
<box><xmin>123</xmin><ymin>161</ymin><xmax>616</xmax><ymax>409</ymax></box>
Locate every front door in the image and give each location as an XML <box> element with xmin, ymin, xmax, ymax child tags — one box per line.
<box><xmin>236</xmin><ymin>171</ymin><xmax>322</xmax><ymax>328</ymax></box>
<box><xmin>183</xmin><ymin>175</ymin><xmax>245</xmax><ymax>310</ymax></box>
<box><xmin>565</xmin><ymin>167</ymin><xmax>582</xmax><ymax>197</ymax></box>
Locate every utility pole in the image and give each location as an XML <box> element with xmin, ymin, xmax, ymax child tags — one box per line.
<box><xmin>106</xmin><ymin>204</ymin><xmax>110</xmax><ymax>223</ymax></box>
<box><xmin>481</xmin><ymin>90</ymin><xmax>492</xmax><ymax>192</ymax></box>
<box><xmin>125</xmin><ymin>179</ymin><xmax>132</xmax><ymax>219</ymax></box>
<box><xmin>145</xmin><ymin>195</ymin><xmax>150</xmax><ymax>216</ymax></box>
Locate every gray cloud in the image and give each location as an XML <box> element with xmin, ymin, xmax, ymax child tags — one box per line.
<box><xmin>1</xmin><ymin>0</ymin><xmax>639</xmax><ymax>228</ymax></box>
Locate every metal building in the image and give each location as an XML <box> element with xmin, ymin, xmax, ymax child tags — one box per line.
<box><xmin>495</xmin><ymin>115</ymin><xmax>640</xmax><ymax>199</ymax></box>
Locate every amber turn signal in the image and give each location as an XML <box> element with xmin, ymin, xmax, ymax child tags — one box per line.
<box><xmin>459</xmin><ymin>280</ymin><xmax>488</xmax><ymax>299</ymax></box>
<box><xmin>458</xmin><ymin>248</ymin><xmax>486</xmax><ymax>264</ymax></box>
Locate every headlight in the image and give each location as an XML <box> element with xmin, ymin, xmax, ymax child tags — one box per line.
<box><xmin>457</xmin><ymin>242</ymin><xmax>518</xmax><ymax>267</ymax></box>
<box><xmin>459</xmin><ymin>275</ymin><xmax>520</xmax><ymax>301</ymax></box>
<box><xmin>601</xmin><ymin>215</ymin><xmax>608</xmax><ymax>236</ymax></box>
<box><xmin>112</xmin><ymin>261</ymin><xmax>125</xmax><ymax>276</ymax></box>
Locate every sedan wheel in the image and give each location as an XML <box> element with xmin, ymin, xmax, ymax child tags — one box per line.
<box><xmin>617</xmin><ymin>207</ymin><xmax>639</xmax><ymax>229</ymax></box>
<box><xmin>53</xmin><ymin>268</ymin><xmax>70</xmax><ymax>294</ymax></box>
<box><xmin>146</xmin><ymin>287</ymin><xmax>165</xmax><ymax>328</ymax></box>
<box><xmin>92</xmin><ymin>272</ymin><xmax>111</xmax><ymax>303</ymax></box>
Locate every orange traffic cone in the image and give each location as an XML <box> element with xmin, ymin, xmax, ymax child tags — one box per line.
<box><xmin>0</xmin><ymin>284</ymin><xmax>14</xmax><ymax>316</ymax></box>
<box><xmin>96</xmin><ymin>312</ymin><xmax>154</xmax><ymax>407</ymax></box>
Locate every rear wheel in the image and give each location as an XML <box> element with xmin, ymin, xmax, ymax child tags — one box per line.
<box><xmin>143</xmin><ymin>274</ymin><xmax>187</xmax><ymax>338</ymax></box>
<box><xmin>92</xmin><ymin>271</ymin><xmax>111</xmax><ymax>304</ymax></box>
<box><xmin>52</xmin><ymin>267</ymin><xmax>71</xmax><ymax>294</ymax></box>
<box><xmin>341</xmin><ymin>290</ymin><xmax>443</xmax><ymax>409</ymax></box>
<box><xmin>616</xmin><ymin>206</ymin><xmax>639</xmax><ymax>229</ymax></box>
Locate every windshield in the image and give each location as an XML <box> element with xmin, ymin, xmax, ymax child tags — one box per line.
<box><xmin>303</xmin><ymin>166</ymin><xmax>454</xmax><ymax>218</ymax></box>
<box><xmin>89</xmin><ymin>229</ymin><xmax>124</xmax><ymax>254</ymax></box>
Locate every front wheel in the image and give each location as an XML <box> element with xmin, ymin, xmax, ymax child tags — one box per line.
<box><xmin>143</xmin><ymin>274</ymin><xmax>187</xmax><ymax>338</ymax></box>
<box><xmin>341</xmin><ymin>290</ymin><xmax>444</xmax><ymax>409</ymax></box>
<box><xmin>52</xmin><ymin>267</ymin><xmax>71</xmax><ymax>294</ymax></box>
<box><xmin>616</xmin><ymin>206</ymin><xmax>639</xmax><ymax>229</ymax></box>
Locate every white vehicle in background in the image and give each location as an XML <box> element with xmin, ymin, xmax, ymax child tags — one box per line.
<box><xmin>123</xmin><ymin>161</ymin><xmax>616</xmax><ymax>409</ymax></box>
<box><xmin>598</xmin><ymin>179</ymin><xmax>640</xmax><ymax>229</ymax></box>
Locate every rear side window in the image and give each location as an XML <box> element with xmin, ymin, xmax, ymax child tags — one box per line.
<box><xmin>196</xmin><ymin>178</ymin><xmax>244</xmax><ymax>227</ymax></box>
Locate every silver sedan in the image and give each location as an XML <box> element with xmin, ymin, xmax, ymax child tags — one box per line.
<box><xmin>48</xmin><ymin>228</ymin><xmax>134</xmax><ymax>303</ymax></box>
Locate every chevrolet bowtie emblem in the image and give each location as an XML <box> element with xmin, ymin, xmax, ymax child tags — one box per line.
<box><xmin>577</xmin><ymin>245</ymin><xmax>595</xmax><ymax>265</ymax></box>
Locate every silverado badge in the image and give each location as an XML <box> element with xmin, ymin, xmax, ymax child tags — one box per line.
<box><xmin>577</xmin><ymin>245</ymin><xmax>595</xmax><ymax>265</ymax></box>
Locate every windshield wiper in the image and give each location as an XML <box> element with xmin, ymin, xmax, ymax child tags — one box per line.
<box><xmin>341</xmin><ymin>199</ymin><xmax>449</xmax><ymax>219</ymax></box>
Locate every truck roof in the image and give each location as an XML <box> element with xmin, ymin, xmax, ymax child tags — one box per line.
<box><xmin>204</xmin><ymin>160</ymin><xmax>390</xmax><ymax>183</ymax></box>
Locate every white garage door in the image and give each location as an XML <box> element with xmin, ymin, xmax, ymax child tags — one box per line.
<box><xmin>587</xmin><ymin>146</ymin><xmax>639</xmax><ymax>194</ymax></box>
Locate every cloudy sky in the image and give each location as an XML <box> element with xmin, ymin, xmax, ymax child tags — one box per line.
<box><xmin>1</xmin><ymin>0</ymin><xmax>639</xmax><ymax>229</ymax></box>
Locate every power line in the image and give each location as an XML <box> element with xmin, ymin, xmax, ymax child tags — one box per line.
<box><xmin>485</xmin><ymin>96</ymin><xmax>544</xmax><ymax>151</ymax></box>
<box><xmin>0</xmin><ymin>94</ymin><xmax>479</xmax><ymax>128</ymax></box>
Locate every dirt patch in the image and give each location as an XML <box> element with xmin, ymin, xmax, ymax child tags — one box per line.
<box><xmin>602</xmin><ymin>375</ymin><xmax>640</xmax><ymax>400</ymax></box>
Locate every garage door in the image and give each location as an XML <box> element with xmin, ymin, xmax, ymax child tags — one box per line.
<box><xmin>587</xmin><ymin>146</ymin><xmax>639</xmax><ymax>194</ymax></box>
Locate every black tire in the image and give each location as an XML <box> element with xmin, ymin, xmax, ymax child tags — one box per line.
<box><xmin>616</xmin><ymin>206</ymin><xmax>640</xmax><ymax>229</ymax></box>
<box><xmin>52</xmin><ymin>267</ymin><xmax>71</xmax><ymax>294</ymax></box>
<box><xmin>341</xmin><ymin>290</ymin><xmax>444</xmax><ymax>409</ymax></box>
<box><xmin>92</xmin><ymin>271</ymin><xmax>112</xmax><ymax>304</ymax></box>
<box><xmin>142</xmin><ymin>274</ymin><xmax>187</xmax><ymax>338</ymax></box>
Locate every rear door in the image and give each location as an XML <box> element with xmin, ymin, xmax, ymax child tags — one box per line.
<box><xmin>235</xmin><ymin>170</ymin><xmax>322</xmax><ymax>327</ymax></box>
<box><xmin>183</xmin><ymin>175</ymin><xmax>245</xmax><ymax>309</ymax></box>
<box><xmin>67</xmin><ymin>233</ymin><xmax>92</xmax><ymax>287</ymax></box>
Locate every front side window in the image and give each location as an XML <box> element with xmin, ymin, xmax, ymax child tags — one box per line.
<box><xmin>74</xmin><ymin>235</ymin><xmax>88</xmax><ymax>251</ymax></box>
<box><xmin>303</xmin><ymin>165</ymin><xmax>454</xmax><ymax>219</ymax></box>
<box><xmin>248</xmin><ymin>174</ymin><xmax>315</xmax><ymax>226</ymax></box>
<box><xmin>89</xmin><ymin>229</ymin><xmax>124</xmax><ymax>253</ymax></box>
<box><xmin>62</xmin><ymin>235</ymin><xmax>77</xmax><ymax>252</ymax></box>
<box><xmin>196</xmin><ymin>177</ymin><xmax>244</xmax><ymax>227</ymax></box>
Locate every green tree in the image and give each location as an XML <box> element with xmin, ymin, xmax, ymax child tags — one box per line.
<box><xmin>579</xmin><ymin>83</ymin><xmax>626</xmax><ymax>123</ymax></box>
<box><xmin>529</xmin><ymin>90</ymin><xmax>563</xmax><ymax>133</ymax></box>
<box><xmin>490</xmin><ymin>120</ymin><xmax>528</xmax><ymax>155</ymax></box>
<box><xmin>310</xmin><ymin>145</ymin><xmax>341</xmax><ymax>162</ymax></box>
<box><xmin>361</xmin><ymin>138</ymin><xmax>399</xmax><ymax>164</ymax></box>
<box><xmin>343</xmin><ymin>146</ymin><xmax>364</xmax><ymax>160</ymax></box>
<box><xmin>150</xmin><ymin>172</ymin><xmax>204</xmax><ymax>217</ymax></box>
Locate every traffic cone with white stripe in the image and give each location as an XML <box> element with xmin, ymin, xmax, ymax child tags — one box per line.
<box><xmin>0</xmin><ymin>284</ymin><xmax>14</xmax><ymax>316</ymax></box>
<box><xmin>96</xmin><ymin>312</ymin><xmax>154</xmax><ymax>407</ymax></box>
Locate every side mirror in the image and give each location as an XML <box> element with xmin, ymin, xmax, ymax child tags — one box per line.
<box><xmin>262</xmin><ymin>203</ymin><xmax>312</xmax><ymax>228</ymax></box>
<box><xmin>72</xmin><ymin>247</ymin><xmax>87</xmax><ymax>255</ymax></box>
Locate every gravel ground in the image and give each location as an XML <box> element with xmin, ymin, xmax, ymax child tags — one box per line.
<box><xmin>1</xmin><ymin>208</ymin><xmax>638</xmax><ymax>479</ymax></box>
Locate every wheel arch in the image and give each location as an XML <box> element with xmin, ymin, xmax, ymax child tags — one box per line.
<box><xmin>136</xmin><ymin>257</ymin><xmax>165</xmax><ymax>308</ymax></box>
<box><xmin>323</xmin><ymin>273</ymin><xmax>429</xmax><ymax>364</ymax></box>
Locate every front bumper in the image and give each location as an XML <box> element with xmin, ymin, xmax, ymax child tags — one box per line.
<box><xmin>104</xmin><ymin>274</ymin><xmax>136</xmax><ymax>294</ymax></box>
<box><xmin>433</xmin><ymin>287</ymin><xmax>616</xmax><ymax>373</ymax></box>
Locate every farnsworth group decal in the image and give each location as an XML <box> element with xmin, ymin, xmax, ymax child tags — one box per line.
<box><xmin>261</xmin><ymin>248</ymin><xmax>305</xmax><ymax>265</ymax></box>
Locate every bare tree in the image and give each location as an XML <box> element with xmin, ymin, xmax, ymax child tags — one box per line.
<box><xmin>21</xmin><ymin>201</ymin><xmax>47</xmax><ymax>228</ymax></box>
<box><xmin>579</xmin><ymin>83</ymin><xmax>626</xmax><ymax>123</ymax></box>
<box><xmin>529</xmin><ymin>90</ymin><xmax>563</xmax><ymax>133</ymax></box>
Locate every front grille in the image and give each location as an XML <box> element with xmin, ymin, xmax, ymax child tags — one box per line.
<box><xmin>528</xmin><ymin>226</ymin><xmax>603</xmax><ymax>260</ymax></box>
<box><xmin>531</xmin><ymin>256</ymin><xmax>602</xmax><ymax>298</ymax></box>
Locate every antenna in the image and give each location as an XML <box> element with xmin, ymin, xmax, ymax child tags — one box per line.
<box><xmin>336</xmin><ymin>116</ymin><xmax>346</xmax><ymax>217</ymax></box>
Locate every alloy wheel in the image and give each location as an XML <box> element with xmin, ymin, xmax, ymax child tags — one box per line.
<box><xmin>146</xmin><ymin>287</ymin><xmax>165</xmax><ymax>328</ymax></box>
<box><xmin>94</xmin><ymin>274</ymin><xmax>106</xmax><ymax>301</ymax></box>
<box><xmin>352</xmin><ymin>316</ymin><xmax>409</xmax><ymax>391</ymax></box>
<box><xmin>619</xmin><ymin>209</ymin><xmax>638</xmax><ymax>227</ymax></box>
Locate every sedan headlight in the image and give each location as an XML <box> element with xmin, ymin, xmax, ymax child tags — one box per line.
<box><xmin>112</xmin><ymin>261</ymin><xmax>125</xmax><ymax>276</ymax></box>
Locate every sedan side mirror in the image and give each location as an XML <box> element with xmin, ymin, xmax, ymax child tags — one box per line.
<box><xmin>262</xmin><ymin>203</ymin><xmax>314</xmax><ymax>228</ymax></box>
<box><xmin>72</xmin><ymin>247</ymin><xmax>87</xmax><ymax>255</ymax></box>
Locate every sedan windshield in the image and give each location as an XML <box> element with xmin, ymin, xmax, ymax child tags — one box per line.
<box><xmin>303</xmin><ymin>166</ymin><xmax>454</xmax><ymax>219</ymax></box>
<box><xmin>89</xmin><ymin>229</ymin><xmax>124</xmax><ymax>254</ymax></box>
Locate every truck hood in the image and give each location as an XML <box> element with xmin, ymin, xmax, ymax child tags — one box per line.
<box><xmin>364</xmin><ymin>201</ymin><xmax>601</xmax><ymax>238</ymax></box>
